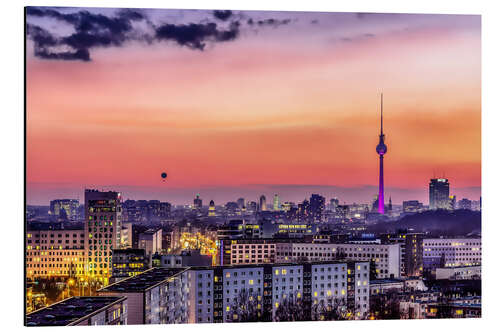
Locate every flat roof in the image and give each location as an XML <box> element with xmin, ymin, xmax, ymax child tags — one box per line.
<box><xmin>25</xmin><ymin>296</ymin><xmax>125</xmax><ymax>326</ymax></box>
<box><xmin>100</xmin><ymin>267</ymin><xmax>187</xmax><ymax>292</ymax></box>
<box><xmin>188</xmin><ymin>260</ymin><xmax>370</xmax><ymax>271</ymax></box>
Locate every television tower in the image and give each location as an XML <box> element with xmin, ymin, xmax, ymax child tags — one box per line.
<box><xmin>375</xmin><ymin>93</ymin><xmax>387</xmax><ymax>214</ymax></box>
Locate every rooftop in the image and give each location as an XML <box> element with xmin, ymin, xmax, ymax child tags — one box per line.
<box><xmin>100</xmin><ymin>267</ymin><xmax>187</xmax><ymax>292</ymax></box>
<box><xmin>25</xmin><ymin>296</ymin><xmax>125</xmax><ymax>326</ymax></box>
<box><xmin>188</xmin><ymin>259</ymin><xmax>370</xmax><ymax>271</ymax></box>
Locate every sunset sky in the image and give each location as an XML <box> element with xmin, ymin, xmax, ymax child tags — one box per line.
<box><xmin>26</xmin><ymin>7</ymin><xmax>481</xmax><ymax>205</ymax></box>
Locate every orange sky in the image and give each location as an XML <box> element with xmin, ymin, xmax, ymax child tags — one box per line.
<box><xmin>26</xmin><ymin>9</ymin><xmax>481</xmax><ymax>205</ymax></box>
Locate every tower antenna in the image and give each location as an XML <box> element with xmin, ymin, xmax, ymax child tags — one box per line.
<box><xmin>380</xmin><ymin>93</ymin><xmax>383</xmax><ymax>135</ymax></box>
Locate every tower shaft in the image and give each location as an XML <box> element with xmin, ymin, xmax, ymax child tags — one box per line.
<box><xmin>378</xmin><ymin>155</ymin><xmax>384</xmax><ymax>214</ymax></box>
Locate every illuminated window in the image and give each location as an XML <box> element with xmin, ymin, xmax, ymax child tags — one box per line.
<box><xmin>249</xmin><ymin>280</ymin><xmax>254</xmax><ymax>285</ymax></box>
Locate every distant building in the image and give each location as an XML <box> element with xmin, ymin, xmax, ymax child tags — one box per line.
<box><xmin>237</xmin><ymin>198</ymin><xmax>245</xmax><ymax>209</ymax></box>
<box><xmin>273</xmin><ymin>194</ymin><xmax>280</xmax><ymax>211</ymax></box>
<box><xmin>193</xmin><ymin>194</ymin><xmax>202</xmax><ymax>209</ymax></box>
<box><xmin>402</xmin><ymin>200</ymin><xmax>424</xmax><ymax>214</ymax></box>
<box><xmin>329</xmin><ymin>198</ymin><xmax>339</xmax><ymax>211</ymax></box>
<box><xmin>309</xmin><ymin>194</ymin><xmax>325</xmax><ymax>222</ymax></box>
<box><xmin>259</xmin><ymin>195</ymin><xmax>267</xmax><ymax>211</ymax></box>
<box><xmin>208</xmin><ymin>200</ymin><xmax>216</xmax><ymax>217</ymax></box>
<box><xmin>448</xmin><ymin>195</ymin><xmax>456</xmax><ymax>210</ymax></box>
<box><xmin>138</xmin><ymin>228</ymin><xmax>162</xmax><ymax>255</ymax></box>
<box><xmin>25</xmin><ymin>296</ymin><xmax>127</xmax><ymax>326</ymax></box>
<box><xmin>429</xmin><ymin>178</ymin><xmax>450</xmax><ymax>210</ymax></box>
<box><xmin>458</xmin><ymin>198</ymin><xmax>472</xmax><ymax>210</ymax></box>
<box><xmin>49</xmin><ymin>199</ymin><xmax>79</xmax><ymax>220</ymax></box>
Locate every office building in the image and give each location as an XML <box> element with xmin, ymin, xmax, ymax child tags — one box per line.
<box><xmin>429</xmin><ymin>178</ymin><xmax>450</xmax><ymax>210</ymax></box>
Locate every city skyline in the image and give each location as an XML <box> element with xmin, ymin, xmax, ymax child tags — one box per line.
<box><xmin>26</xmin><ymin>8</ymin><xmax>481</xmax><ymax>205</ymax></box>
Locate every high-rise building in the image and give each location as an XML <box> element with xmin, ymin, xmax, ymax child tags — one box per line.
<box><xmin>329</xmin><ymin>198</ymin><xmax>339</xmax><ymax>211</ymax></box>
<box><xmin>273</xmin><ymin>194</ymin><xmax>280</xmax><ymax>211</ymax></box>
<box><xmin>193</xmin><ymin>194</ymin><xmax>202</xmax><ymax>209</ymax></box>
<box><xmin>375</xmin><ymin>94</ymin><xmax>388</xmax><ymax>214</ymax></box>
<box><xmin>237</xmin><ymin>198</ymin><xmax>245</xmax><ymax>209</ymax></box>
<box><xmin>404</xmin><ymin>233</ymin><xmax>424</xmax><ymax>277</ymax></box>
<box><xmin>429</xmin><ymin>178</ymin><xmax>450</xmax><ymax>210</ymax></box>
<box><xmin>309</xmin><ymin>194</ymin><xmax>325</xmax><ymax>222</ymax></box>
<box><xmin>84</xmin><ymin>189</ymin><xmax>122</xmax><ymax>282</ymax></box>
<box><xmin>259</xmin><ymin>195</ymin><xmax>267</xmax><ymax>211</ymax></box>
<box><xmin>208</xmin><ymin>200</ymin><xmax>216</xmax><ymax>217</ymax></box>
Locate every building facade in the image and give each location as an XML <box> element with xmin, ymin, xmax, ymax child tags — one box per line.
<box><xmin>84</xmin><ymin>190</ymin><xmax>122</xmax><ymax>281</ymax></box>
<box><xmin>422</xmin><ymin>238</ymin><xmax>481</xmax><ymax>272</ymax></box>
<box><xmin>429</xmin><ymin>178</ymin><xmax>450</xmax><ymax>210</ymax></box>
<box><xmin>26</xmin><ymin>224</ymin><xmax>85</xmax><ymax>278</ymax></box>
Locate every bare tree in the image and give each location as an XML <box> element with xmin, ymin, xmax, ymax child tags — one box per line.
<box><xmin>274</xmin><ymin>293</ymin><xmax>309</xmax><ymax>322</ymax></box>
<box><xmin>227</xmin><ymin>289</ymin><xmax>262</xmax><ymax>322</ymax></box>
<box><xmin>312</xmin><ymin>297</ymin><xmax>350</xmax><ymax>321</ymax></box>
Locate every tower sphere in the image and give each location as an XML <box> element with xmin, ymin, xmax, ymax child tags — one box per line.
<box><xmin>376</xmin><ymin>142</ymin><xmax>387</xmax><ymax>155</ymax></box>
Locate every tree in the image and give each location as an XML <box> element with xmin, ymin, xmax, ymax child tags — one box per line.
<box><xmin>227</xmin><ymin>289</ymin><xmax>262</xmax><ymax>322</ymax></box>
<box><xmin>369</xmin><ymin>289</ymin><xmax>401</xmax><ymax>319</ymax></box>
<box><xmin>274</xmin><ymin>293</ymin><xmax>309</xmax><ymax>322</ymax></box>
<box><xmin>312</xmin><ymin>297</ymin><xmax>349</xmax><ymax>321</ymax></box>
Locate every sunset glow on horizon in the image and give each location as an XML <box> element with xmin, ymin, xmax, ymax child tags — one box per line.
<box><xmin>26</xmin><ymin>8</ymin><xmax>481</xmax><ymax>205</ymax></box>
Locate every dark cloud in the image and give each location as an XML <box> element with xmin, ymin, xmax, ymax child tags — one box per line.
<box><xmin>246</xmin><ymin>17</ymin><xmax>292</xmax><ymax>27</ymax></box>
<box><xmin>155</xmin><ymin>21</ymin><xmax>239</xmax><ymax>50</ymax></box>
<box><xmin>213</xmin><ymin>10</ymin><xmax>233</xmax><ymax>21</ymax></box>
<box><xmin>26</xmin><ymin>7</ymin><xmax>149</xmax><ymax>61</ymax></box>
<box><xmin>257</xmin><ymin>18</ymin><xmax>292</xmax><ymax>27</ymax></box>
<box><xmin>26</xmin><ymin>7</ymin><xmax>295</xmax><ymax>60</ymax></box>
<box><xmin>26</xmin><ymin>23</ymin><xmax>90</xmax><ymax>61</ymax></box>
